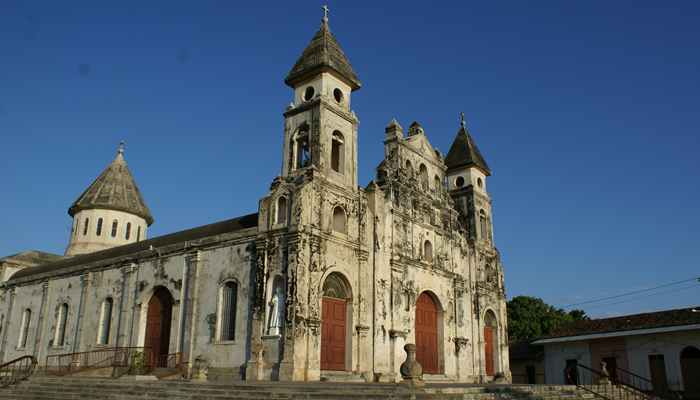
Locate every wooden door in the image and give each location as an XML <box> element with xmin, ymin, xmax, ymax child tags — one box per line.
<box><xmin>321</xmin><ymin>297</ymin><xmax>346</xmax><ymax>371</ymax></box>
<box><xmin>681</xmin><ymin>347</ymin><xmax>700</xmax><ymax>400</ymax></box>
<box><xmin>484</xmin><ymin>326</ymin><xmax>495</xmax><ymax>376</ymax></box>
<box><xmin>415</xmin><ymin>293</ymin><xmax>439</xmax><ymax>374</ymax></box>
<box><xmin>648</xmin><ymin>355</ymin><xmax>668</xmax><ymax>393</ymax></box>
<box><xmin>145</xmin><ymin>288</ymin><xmax>173</xmax><ymax>368</ymax></box>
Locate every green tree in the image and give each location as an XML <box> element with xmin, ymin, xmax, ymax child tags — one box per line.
<box><xmin>507</xmin><ymin>296</ymin><xmax>588</xmax><ymax>342</ymax></box>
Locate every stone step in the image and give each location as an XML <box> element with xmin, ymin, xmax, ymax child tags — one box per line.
<box><xmin>0</xmin><ymin>376</ymin><xmax>626</xmax><ymax>400</ymax></box>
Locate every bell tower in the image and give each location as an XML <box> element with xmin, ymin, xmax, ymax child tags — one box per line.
<box><xmin>281</xmin><ymin>8</ymin><xmax>361</xmax><ymax>189</ymax></box>
<box><xmin>445</xmin><ymin>114</ymin><xmax>494</xmax><ymax>243</ymax></box>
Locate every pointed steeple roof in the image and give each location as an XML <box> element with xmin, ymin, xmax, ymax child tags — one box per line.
<box><xmin>444</xmin><ymin>117</ymin><xmax>491</xmax><ymax>176</ymax></box>
<box><xmin>68</xmin><ymin>143</ymin><xmax>154</xmax><ymax>225</ymax></box>
<box><xmin>285</xmin><ymin>12</ymin><xmax>361</xmax><ymax>90</ymax></box>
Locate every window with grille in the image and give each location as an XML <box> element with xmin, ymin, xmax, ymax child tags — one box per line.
<box><xmin>97</xmin><ymin>298</ymin><xmax>113</xmax><ymax>345</ymax></box>
<box><xmin>54</xmin><ymin>303</ymin><xmax>68</xmax><ymax>347</ymax></box>
<box><xmin>219</xmin><ymin>282</ymin><xmax>238</xmax><ymax>341</ymax></box>
<box><xmin>18</xmin><ymin>309</ymin><xmax>31</xmax><ymax>348</ymax></box>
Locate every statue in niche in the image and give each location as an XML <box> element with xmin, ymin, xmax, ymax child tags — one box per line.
<box><xmin>266</xmin><ymin>286</ymin><xmax>285</xmax><ymax>336</ymax></box>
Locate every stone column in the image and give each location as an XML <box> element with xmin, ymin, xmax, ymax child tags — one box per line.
<box><xmin>32</xmin><ymin>282</ymin><xmax>49</xmax><ymax>359</ymax></box>
<box><xmin>115</xmin><ymin>264</ymin><xmax>134</xmax><ymax>347</ymax></box>
<box><xmin>453</xmin><ymin>337</ymin><xmax>469</xmax><ymax>382</ymax></box>
<box><xmin>0</xmin><ymin>288</ymin><xmax>16</xmax><ymax>362</ymax></box>
<box><xmin>246</xmin><ymin>241</ymin><xmax>268</xmax><ymax>381</ymax></box>
<box><xmin>355</xmin><ymin>324</ymin><xmax>370</xmax><ymax>379</ymax></box>
<box><xmin>185</xmin><ymin>251</ymin><xmax>202</xmax><ymax>377</ymax></box>
<box><xmin>72</xmin><ymin>274</ymin><xmax>89</xmax><ymax>353</ymax></box>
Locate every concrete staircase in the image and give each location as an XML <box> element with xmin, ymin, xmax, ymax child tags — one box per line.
<box><xmin>0</xmin><ymin>376</ymin><xmax>603</xmax><ymax>400</ymax></box>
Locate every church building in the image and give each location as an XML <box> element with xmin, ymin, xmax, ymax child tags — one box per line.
<box><xmin>0</xmin><ymin>11</ymin><xmax>510</xmax><ymax>383</ymax></box>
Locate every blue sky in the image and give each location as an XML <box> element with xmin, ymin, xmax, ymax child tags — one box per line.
<box><xmin>1</xmin><ymin>1</ymin><xmax>698</xmax><ymax>318</ymax></box>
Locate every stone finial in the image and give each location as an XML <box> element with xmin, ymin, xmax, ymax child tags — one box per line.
<box><xmin>385</xmin><ymin>118</ymin><xmax>403</xmax><ymax>140</ymax></box>
<box><xmin>117</xmin><ymin>140</ymin><xmax>125</xmax><ymax>155</ymax></box>
<box><xmin>399</xmin><ymin>343</ymin><xmax>424</xmax><ymax>386</ymax></box>
<box><xmin>460</xmin><ymin>112</ymin><xmax>466</xmax><ymax>129</ymax></box>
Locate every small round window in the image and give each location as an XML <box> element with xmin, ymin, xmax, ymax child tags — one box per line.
<box><xmin>333</xmin><ymin>88</ymin><xmax>343</xmax><ymax>104</ymax></box>
<box><xmin>455</xmin><ymin>176</ymin><xmax>465</xmax><ymax>188</ymax></box>
<box><xmin>477</xmin><ymin>178</ymin><xmax>483</xmax><ymax>188</ymax></box>
<box><xmin>304</xmin><ymin>86</ymin><xmax>315</xmax><ymax>101</ymax></box>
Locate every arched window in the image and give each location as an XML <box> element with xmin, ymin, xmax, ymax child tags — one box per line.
<box><xmin>18</xmin><ymin>309</ymin><xmax>31</xmax><ymax>348</ymax></box>
<box><xmin>477</xmin><ymin>177</ymin><xmax>484</xmax><ymax>188</ymax></box>
<box><xmin>479</xmin><ymin>210</ymin><xmax>489</xmax><ymax>241</ymax></box>
<box><xmin>294</xmin><ymin>124</ymin><xmax>311</xmax><ymax>169</ymax></box>
<box><xmin>434</xmin><ymin>175</ymin><xmax>441</xmax><ymax>192</ymax></box>
<box><xmin>405</xmin><ymin>160</ymin><xmax>413</xmax><ymax>176</ymax></box>
<box><xmin>332</xmin><ymin>206</ymin><xmax>347</xmax><ymax>234</ymax></box>
<box><xmin>96</xmin><ymin>218</ymin><xmax>103</xmax><ymax>236</ymax></box>
<box><xmin>125</xmin><ymin>222</ymin><xmax>131</xmax><ymax>240</ymax></box>
<box><xmin>419</xmin><ymin>164</ymin><xmax>429</xmax><ymax>190</ymax></box>
<box><xmin>218</xmin><ymin>281</ymin><xmax>238</xmax><ymax>341</ymax></box>
<box><xmin>331</xmin><ymin>131</ymin><xmax>344</xmax><ymax>174</ymax></box>
<box><xmin>54</xmin><ymin>303</ymin><xmax>68</xmax><ymax>347</ymax></box>
<box><xmin>83</xmin><ymin>218</ymin><xmax>90</xmax><ymax>236</ymax></box>
<box><xmin>276</xmin><ymin>196</ymin><xmax>287</xmax><ymax>224</ymax></box>
<box><xmin>323</xmin><ymin>273</ymin><xmax>351</xmax><ymax>299</ymax></box>
<box><xmin>136</xmin><ymin>226</ymin><xmax>141</xmax><ymax>241</ymax></box>
<box><xmin>97</xmin><ymin>298</ymin><xmax>113</xmax><ymax>345</ymax></box>
<box><xmin>423</xmin><ymin>240</ymin><xmax>433</xmax><ymax>262</ymax></box>
<box><xmin>111</xmin><ymin>220</ymin><xmax>118</xmax><ymax>238</ymax></box>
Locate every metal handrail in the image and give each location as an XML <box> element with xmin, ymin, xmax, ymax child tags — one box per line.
<box><xmin>613</xmin><ymin>365</ymin><xmax>681</xmax><ymax>400</ymax></box>
<box><xmin>567</xmin><ymin>363</ymin><xmax>681</xmax><ymax>400</ymax></box>
<box><xmin>0</xmin><ymin>355</ymin><xmax>37</xmax><ymax>388</ymax></box>
<box><xmin>45</xmin><ymin>347</ymin><xmax>151</xmax><ymax>376</ymax></box>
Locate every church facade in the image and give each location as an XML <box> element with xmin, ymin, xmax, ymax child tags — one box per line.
<box><xmin>0</xmin><ymin>14</ymin><xmax>510</xmax><ymax>383</ymax></box>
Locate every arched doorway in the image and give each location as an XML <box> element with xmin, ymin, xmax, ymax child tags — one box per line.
<box><xmin>321</xmin><ymin>273</ymin><xmax>351</xmax><ymax>371</ymax></box>
<box><xmin>681</xmin><ymin>346</ymin><xmax>700</xmax><ymax>399</ymax></box>
<box><xmin>415</xmin><ymin>292</ymin><xmax>440</xmax><ymax>374</ymax></box>
<box><xmin>484</xmin><ymin>310</ymin><xmax>497</xmax><ymax>377</ymax></box>
<box><xmin>145</xmin><ymin>286</ymin><xmax>174</xmax><ymax>368</ymax></box>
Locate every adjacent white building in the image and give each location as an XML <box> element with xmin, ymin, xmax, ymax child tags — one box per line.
<box><xmin>533</xmin><ymin>307</ymin><xmax>700</xmax><ymax>399</ymax></box>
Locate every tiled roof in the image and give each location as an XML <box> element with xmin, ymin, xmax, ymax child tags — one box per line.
<box><xmin>68</xmin><ymin>148</ymin><xmax>153</xmax><ymax>225</ymax></box>
<box><xmin>285</xmin><ymin>18</ymin><xmax>361</xmax><ymax>90</ymax></box>
<box><xmin>8</xmin><ymin>213</ymin><xmax>258</xmax><ymax>283</ymax></box>
<box><xmin>444</xmin><ymin>126</ymin><xmax>491</xmax><ymax>175</ymax></box>
<box><xmin>544</xmin><ymin>306</ymin><xmax>700</xmax><ymax>339</ymax></box>
<box><xmin>0</xmin><ymin>251</ymin><xmax>64</xmax><ymax>267</ymax></box>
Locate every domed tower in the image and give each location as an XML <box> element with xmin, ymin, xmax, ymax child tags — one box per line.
<box><xmin>445</xmin><ymin>113</ymin><xmax>493</xmax><ymax>243</ymax></box>
<box><xmin>65</xmin><ymin>143</ymin><xmax>153</xmax><ymax>256</ymax></box>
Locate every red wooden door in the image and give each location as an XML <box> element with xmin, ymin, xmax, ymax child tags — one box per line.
<box><xmin>415</xmin><ymin>293</ymin><xmax>439</xmax><ymax>374</ymax></box>
<box><xmin>145</xmin><ymin>288</ymin><xmax>173</xmax><ymax>368</ymax></box>
<box><xmin>484</xmin><ymin>326</ymin><xmax>495</xmax><ymax>376</ymax></box>
<box><xmin>321</xmin><ymin>297</ymin><xmax>346</xmax><ymax>371</ymax></box>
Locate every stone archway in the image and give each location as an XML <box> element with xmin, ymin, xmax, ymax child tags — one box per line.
<box><xmin>320</xmin><ymin>273</ymin><xmax>352</xmax><ymax>371</ymax></box>
<box><xmin>145</xmin><ymin>286</ymin><xmax>174</xmax><ymax>368</ymax></box>
<box><xmin>415</xmin><ymin>291</ymin><xmax>440</xmax><ymax>374</ymax></box>
<box><xmin>484</xmin><ymin>310</ymin><xmax>498</xmax><ymax>377</ymax></box>
<box><xmin>681</xmin><ymin>346</ymin><xmax>700</xmax><ymax>399</ymax></box>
